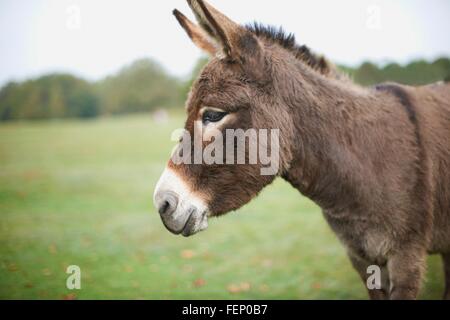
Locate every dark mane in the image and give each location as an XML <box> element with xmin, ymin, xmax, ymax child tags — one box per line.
<box><xmin>246</xmin><ymin>23</ymin><xmax>342</xmax><ymax>79</ymax></box>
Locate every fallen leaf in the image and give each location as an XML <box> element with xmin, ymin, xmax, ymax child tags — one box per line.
<box><xmin>16</xmin><ymin>191</ymin><xmax>27</xmax><ymax>198</ymax></box>
<box><xmin>312</xmin><ymin>282</ymin><xmax>322</xmax><ymax>290</ymax></box>
<box><xmin>48</xmin><ymin>244</ymin><xmax>57</xmax><ymax>255</ymax></box>
<box><xmin>193</xmin><ymin>278</ymin><xmax>206</xmax><ymax>288</ymax></box>
<box><xmin>62</xmin><ymin>293</ymin><xmax>77</xmax><ymax>300</ymax></box>
<box><xmin>240</xmin><ymin>282</ymin><xmax>251</xmax><ymax>292</ymax></box>
<box><xmin>181</xmin><ymin>250</ymin><xmax>195</xmax><ymax>259</ymax></box>
<box><xmin>227</xmin><ymin>282</ymin><xmax>252</xmax><ymax>294</ymax></box>
<box><xmin>227</xmin><ymin>284</ymin><xmax>241</xmax><ymax>294</ymax></box>
<box><xmin>7</xmin><ymin>263</ymin><xmax>19</xmax><ymax>272</ymax></box>
<box><xmin>23</xmin><ymin>170</ymin><xmax>43</xmax><ymax>181</ymax></box>
<box><xmin>81</xmin><ymin>237</ymin><xmax>92</xmax><ymax>247</ymax></box>
<box><xmin>135</xmin><ymin>252</ymin><xmax>145</xmax><ymax>264</ymax></box>
<box><xmin>42</xmin><ymin>268</ymin><xmax>52</xmax><ymax>276</ymax></box>
<box><xmin>259</xmin><ymin>284</ymin><xmax>269</xmax><ymax>292</ymax></box>
<box><xmin>124</xmin><ymin>266</ymin><xmax>134</xmax><ymax>273</ymax></box>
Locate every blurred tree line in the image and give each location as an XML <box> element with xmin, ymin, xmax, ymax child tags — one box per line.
<box><xmin>0</xmin><ymin>74</ymin><xmax>99</xmax><ymax>120</ymax></box>
<box><xmin>340</xmin><ymin>57</ymin><xmax>450</xmax><ymax>86</ymax></box>
<box><xmin>0</xmin><ymin>59</ymin><xmax>183</xmax><ymax>121</ymax></box>
<box><xmin>0</xmin><ymin>57</ymin><xmax>449</xmax><ymax>121</ymax></box>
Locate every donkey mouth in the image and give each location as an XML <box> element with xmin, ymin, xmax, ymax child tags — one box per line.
<box><xmin>180</xmin><ymin>210</ymin><xmax>198</xmax><ymax>237</ymax></box>
<box><xmin>160</xmin><ymin>208</ymin><xmax>208</xmax><ymax>237</ymax></box>
<box><xmin>154</xmin><ymin>167</ymin><xmax>209</xmax><ymax>237</ymax></box>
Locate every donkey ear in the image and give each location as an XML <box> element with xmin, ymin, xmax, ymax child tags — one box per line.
<box><xmin>173</xmin><ymin>9</ymin><xmax>217</xmax><ymax>56</ymax></box>
<box><xmin>186</xmin><ymin>0</ymin><xmax>260</xmax><ymax>62</ymax></box>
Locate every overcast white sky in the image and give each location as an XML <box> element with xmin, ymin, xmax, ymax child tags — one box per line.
<box><xmin>0</xmin><ymin>0</ymin><xmax>449</xmax><ymax>86</ymax></box>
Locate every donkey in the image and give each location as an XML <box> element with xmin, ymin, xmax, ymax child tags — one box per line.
<box><xmin>153</xmin><ymin>0</ymin><xmax>450</xmax><ymax>299</ymax></box>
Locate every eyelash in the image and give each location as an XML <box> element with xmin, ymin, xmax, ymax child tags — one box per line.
<box><xmin>202</xmin><ymin>110</ymin><xmax>228</xmax><ymax>125</ymax></box>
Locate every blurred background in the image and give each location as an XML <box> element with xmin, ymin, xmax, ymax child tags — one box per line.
<box><xmin>0</xmin><ymin>0</ymin><xmax>449</xmax><ymax>299</ymax></box>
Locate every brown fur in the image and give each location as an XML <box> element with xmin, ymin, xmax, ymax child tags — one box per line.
<box><xmin>170</xmin><ymin>0</ymin><xmax>450</xmax><ymax>299</ymax></box>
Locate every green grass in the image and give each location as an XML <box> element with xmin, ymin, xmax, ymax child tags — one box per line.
<box><xmin>0</xmin><ymin>114</ymin><xmax>445</xmax><ymax>299</ymax></box>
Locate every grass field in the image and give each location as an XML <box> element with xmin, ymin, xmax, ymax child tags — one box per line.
<box><xmin>0</xmin><ymin>113</ymin><xmax>445</xmax><ymax>299</ymax></box>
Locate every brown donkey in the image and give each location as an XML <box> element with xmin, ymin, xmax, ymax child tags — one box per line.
<box><xmin>153</xmin><ymin>0</ymin><xmax>450</xmax><ymax>299</ymax></box>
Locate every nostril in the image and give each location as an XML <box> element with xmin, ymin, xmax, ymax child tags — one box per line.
<box><xmin>159</xmin><ymin>201</ymin><xmax>170</xmax><ymax>215</ymax></box>
<box><xmin>158</xmin><ymin>192</ymin><xmax>178</xmax><ymax>216</ymax></box>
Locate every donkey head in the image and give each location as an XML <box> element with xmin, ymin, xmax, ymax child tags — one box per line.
<box><xmin>153</xmin><ymin>0</ymin><xmax>296</xmax><ymax>237</ymax></box>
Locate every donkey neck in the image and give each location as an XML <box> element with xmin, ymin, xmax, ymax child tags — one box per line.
<box><xmin>277</xmin><ymin>60</ymin><xmax>376</xmax><ymax>212</ymax></box>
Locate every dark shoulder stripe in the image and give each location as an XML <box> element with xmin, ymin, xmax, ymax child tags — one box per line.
<box><xmin>375</xmin><ymin>83</ymin><xmax>432</xmax><ymax>226</ymax></box>
<box><xmin>375</xmin><ymin>84</ymin><xmax>418</xmax><ymax>127</ymax></box>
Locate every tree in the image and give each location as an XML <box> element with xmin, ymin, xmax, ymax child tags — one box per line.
<box><xmin>0</xmin><ymin>74</ymin><xmax>99</xmax><ymax>120</ymax></box>
<box><xmin>96</xmin><ymin>58</ymin><xmax>183</xmax><ymax>115</ymax></box>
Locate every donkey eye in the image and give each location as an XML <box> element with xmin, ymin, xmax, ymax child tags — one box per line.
<box><xmin>202</xmin><ymin>110</ymin><xmax>228</xmax><ymax>124</ymax></box>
